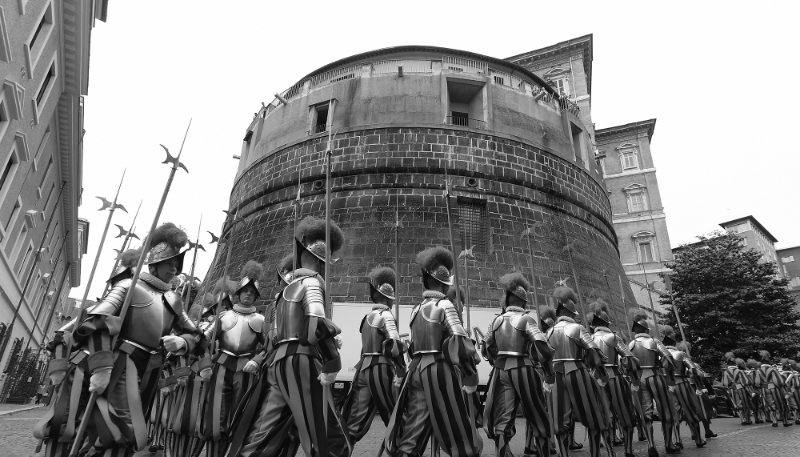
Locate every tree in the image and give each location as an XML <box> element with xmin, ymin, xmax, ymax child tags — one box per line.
<box><xmin>660</xmin><ymin>231</ymin><xmax>800</xmax><ymax>379</ymax></box>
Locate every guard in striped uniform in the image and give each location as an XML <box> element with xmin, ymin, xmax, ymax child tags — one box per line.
<box><xmin>722</xmin><ymin>352</ymin><xmax>752</xmax><ymax>425</ymax></box>
<box><xmin>199</xmin><ymin>260</ymin><xmax>266</xmax><ymax>456</ymax></box>
<box><xmin>779</xmin><ymin>359</ymin><xmax>799</xmax><ymax>424</ymax></box>
<box><xmin>68</xmin><ymin>223</ymin><xmax>201</xmax><ymax>457</ymax></box>
<box><xmin>628</xmin><ymin>309</ymin><xmax>678</xmax><ymax>457</ymax></box>
<box><xmin>384</xmin><ymin>246</ymin><xmax>481</xmax><ymax>457</ymax></box>
<box><xmin>745</xmin><ymin>359</ymin><xmax>764</xmax><ymax>423</ymax></box>
<box><xmin>341</xmin><ymin>267</ymin><xmax>407</xmax><ymax>447</ymax></box>
<box><xmin>661</xmin><ymin>327</ymin><xmax>705</xmax><ymax>449</ymax></box>
<box><xmin>34</xmin><ymin>248</ymin><xmax>139</xmax><ymax>457</ymax></box>
<box><xmin>586</xmin><ymin>300</ymin><xmax>639</xmax><ymax>457</ymax></box>
<box><xmin>683</xmin><ymin>345</ymin><xmax>717</xmax><ymax>439</ymax></box>
<box><xmin>482</xmin><ymin>272</ymin><xmax>554</xmax><ymax>457</ymax></box>
<box><xmin>755</xmin><ymin>350</ymin><xmax>791</xmax><ymax>427</ymax></box>
<box><xmin>228</xmin><ymin>216</ymin><xmax>347</xmax><ymax>457</ymax></box>
<box><xmin>545</xmin><ymin>283</ymin><xmax>608</xmax><ymax>457</ymax></box>
<box><xmin>522</xmin><ymin>306</ymin><xmax>559</xmax><ymax>457</ymax></box>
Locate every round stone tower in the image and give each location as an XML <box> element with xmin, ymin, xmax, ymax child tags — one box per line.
<box><xmin>209</xmin><ymin>45</ymin><xmax>638</xmax><ymax>326</ymax></box>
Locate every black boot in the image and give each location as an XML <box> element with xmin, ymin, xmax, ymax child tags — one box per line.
<box><xmin>703</xmin><ymin>421</ymin><xmax>717</xmax><ymax>438</ymax></box>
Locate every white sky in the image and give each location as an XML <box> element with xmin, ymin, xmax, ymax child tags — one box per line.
<box><xmin>71</xmin><ymin>0</ymin><xmax>800</xmax><ymax>300</ymax></box>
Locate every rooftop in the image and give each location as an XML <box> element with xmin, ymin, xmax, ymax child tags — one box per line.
<box><xmin>719</xmin><ymin>215</ymin><xmax>778</xmax><ymax>243</ymax></box>
<box><xmin>596</xmin><ymin>119</ymin><xmax>657</xmax><ymax>142</ymax></box>
<box><xmin>505</xmin><ymin>34</ymin><xmax>593</xmax><ymax>95</ymax></box>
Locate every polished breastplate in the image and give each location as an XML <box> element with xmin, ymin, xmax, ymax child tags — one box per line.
<box><xmin>549</xmin><ymin>321</ymin><xmax>583</xmax><ymax>361</ymax></box>
<box><xmin>593</xmin><ymin>331</ymin><xmax>618</xmax><ymax>365</ymax></box>
<box><xmin>494</xmin><ymin>312</ymin><xmax>530</xmax><ymax>356</ymax></box>
<box><xmin>630</xmin><ymin>337</ymin><xmax>658</xmax><ymax>368</ymax></box>
<box><xmin>361</xmin><ymin>309</ymin><xmax>387</xmax><ymax>354</ymax></box>
<box><xmin>218</xmin><ymin>309</ymin><xmax>262</xmax><ymax>354</ymax></box>
<box><xmin>410</xmin><ymin>298</ymin><xmax>445</xmax><ymax>353</ymax></box>
<box><xmin>120</xmin><ymin>283</ymin><xmax>175</xmax><ymax>350</ymax></box>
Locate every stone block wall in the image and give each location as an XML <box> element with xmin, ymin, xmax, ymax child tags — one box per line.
<box><xmin>205</xmin><ymin>126</ymin><xmax>639</xmax><ymax>331</ymax></box>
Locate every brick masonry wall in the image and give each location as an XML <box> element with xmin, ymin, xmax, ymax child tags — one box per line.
<box><xmin>204</xmin><ymin>127</ymin><xmax>640</xmax><ymax>329</ymax></box>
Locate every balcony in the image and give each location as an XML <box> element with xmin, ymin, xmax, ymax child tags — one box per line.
<box><xmin>446</xmin><ymin>116</ymin><xmax>486</xmax><ymax>130</ymax></box>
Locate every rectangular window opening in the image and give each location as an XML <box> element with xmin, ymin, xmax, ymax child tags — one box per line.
<box><xmin>639</xmin><ymin>242</ymin><xmax>654</xmax><ymax>263</ymax></box>
<box><xmin>314</xmin><ymin>105</ymin><xmax>328</xmax><ymax>134</ymax></box>
<box><xmin>36</xmin><ymin>64</ymin><xmax>55</xmax><ymax>106</ymax></box>
<box><xmin>570</xmin><ymin>123</ymin><xmax>583</xmax><ymax>161</ymax></box>
<box><xmin>39</xmin><ymin>156</ymin><xmax>53</xmax><ymax>188</ymax></box>
<box><xmin>446</xmin><ymin>80</ymin><xmax>485</xmax><ymax>129</ymax></box>
<box><xmin>628</xmin><ymin>192</ymin><xmax>647</xmax><ymax>213</ymax></box>
<box><xmin>0</xmin><ymin>153</ymin><xmax>17</xmax><ymax>193</ymax></box>
<box><xmin>457</xmin><ymin>198</ymin><xmax>488</xmax><ymax>258</ymax></box>
<box><xmin>5</xmin><ymin>199</ymin><xmax>20</xmax><ymax>231</ymax></box>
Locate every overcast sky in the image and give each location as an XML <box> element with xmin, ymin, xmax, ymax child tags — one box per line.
<box><xmin>71</xmin><ymin>0</ymin><xmax>800</xmax><ymax>300</ymax></box>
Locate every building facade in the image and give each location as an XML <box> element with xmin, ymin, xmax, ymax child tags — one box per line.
<box><xmin>720</xmin><ymin>216</ymin><xmax>780</xmax><ymax>266</ymax></box>
<box><xmin>210</xmin><ymin>44</ymin><xmax>640</xmax><ymax>336</ymax></box>
<box><xmin>596</xmin><ymin>120</ymin><xmax>672</xmax><ymax>316</ymax></box>
<box><xmin>777</xmin><ymin>246</ymin><xmax>800</xmax><ymax>315</ymax></box>
<box><xmin>507</xmin><ymin>36</ymin><xmax>674</xmax><ymax>318</ymax></box>
<box><xmin>0</xmin><ymin>0</ymin><xmax>106</xmax><ymax>391</ymax></box>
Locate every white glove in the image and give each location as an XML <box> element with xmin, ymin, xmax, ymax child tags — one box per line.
<box><xmin>631</xmin><ymin>385</ymin><xmax>640</xmax><ymax>392</ymax></box>
<box><xmin>334</xmin><ymin>335</ymin><xmax>343</xmax><ymax>350</ymax></box>
<box><xmin>597</xmin><ymin>379</ymin><xmax>607</xmax><ymax>388</ymax></box>
<box><xmin>89</xmin><ymin>367</ymin><xmax>113</xmax><ymax>394</ymax></box>
<box><xmin>243</xmin><ymin>360</ymin><xmax>259</xmax><ymax>374</ymax></box>
<box><xmin>393</xmin><ymin>376</ymin><xmax>404</xmax><ymax>388</ymax></box>
<box><xmin>462</xmin><ymin>384</ymin><xmax>477</xmax><ymax>394</ymax></box>
<box><xmin>702</xmin><ymin>389</ymin><xmax>708</xmax><ymax>394</ymax></box>
<box><xmin>160</xmin><ymin>386</ymin><xmax>170</xmax><ymax>396</ymax></box>
<box><xmin>695</xmin><ymin>389</ymin><xmax>703</xmax><ymax>396</ymax></box>
<box><xmin>199</xmin><ymin>367</ymin><xmax>212</xmax><ymax>382</ymax></box>
<box><xmin>162</xmin><ymin>335</ymin><xmax>186</xmax><ymax>353</ymax></box>
<box><xmin>542</xmin><ymin>382</ymin><xmax>554</xmax><ymax>393</ymax></box>
<box><xmin>318</xmin><ymin>372</ymin><xmax>338</xmax><ymax>386</ymax></box>
<box><xmin>49</xmin><ymin>371</ymin><xmax>66</xmax><ymax>386</ymax></box>
<box><xmin>668</xmin><ymin>385</ymin><xmax>675</xmax><ymax>393</ymax></box>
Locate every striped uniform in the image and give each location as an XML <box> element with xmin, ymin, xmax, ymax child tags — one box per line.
<box><xmin>781</xmin><ymin>369</ymin><xmax>798</xmax><ymax>417</ymax></box>
<box><xmin>340</xmin><ymin>305</ymin><xmax>406</xmax><ymax>442</ymax></box>
<box><xmin>629</xmin><ymin>333</ymin><xmax>677</xmax><ymax>449</ymax></box>
<box><xmin>687</xmin><ymin>360</ymin><xmax>715</xmax><ymax>423</ymax></box>
<box><xmin>227</xmin><ymin>271</ymin><xmax>348</xmax><ymax>457</ymax></box>
<box><xmin>384</xmin><ymin>291</ymin><xmax>481</xmax><ymax>457</ymax></box>
<box><xmin>482</xmin><ymin>306</ymin><xmax>552</xmax><ymax>456</ymax></box>
<box><xmin>591</xmin><ymin>327</ymin><xmax>638</xmax><ymax>430</ymax></box>
<box><xmin>199</xmin><ymin>305</ymin><xmax>265</xmax><ymax>457</ymax></box>
<box><xmin>755</xmin><ymin>364</ymin><xmax>790</xmax><ymax>424</ymax></box>
<box><xmin>722</xmin><ymin>365</ymin><xmax>751</xmax><ymax>423</ymax></box>
<box><xmin>546</xmin><ymin>317</ymin><xmax>608</xmax><ymax>436</ymax></box>
<box><xmin>744</xmin><ymin>368</ymin><xmax>764</xmax><ymax>422</ymax></box>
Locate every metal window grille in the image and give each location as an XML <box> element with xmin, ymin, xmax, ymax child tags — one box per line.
<box><xmin>457</xmin><ymin>200</ymin><xmax>487</xmax><ymax>257</ymax></box>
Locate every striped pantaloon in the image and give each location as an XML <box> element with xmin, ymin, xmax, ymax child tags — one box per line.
<box><xmin>385</xmin><ymin>359</ymin><xmax>479</xmax><ymax>457</ymax></box>
<box><xmin>550</xmin><ymin>367</ymin><xmax>608</xmax><ymax>434</ymax></box>
<box><xmin>341</xmin><ymin>362</ymin><xmax>396</xmax><ymax>441</ymax></box>
<box><xmin>484</xmin><ymin>365</ymin><xmax>551</xmax><ymax>440</ymax></box>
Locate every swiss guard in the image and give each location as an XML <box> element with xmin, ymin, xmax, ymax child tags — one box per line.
<box><xmin>662</xmin><ymin>327</ymin><xmax>705</xmax><ymax>449</ymax></box>
<box><xmin>199</xmin><ymin>260</ymin><xmax>266</xmax><ymax>456</ymax></box>
<box><xmin>585</xmin><ymin>300</ymin><xmax>639</xmax><ymax>457</ymax></box>
<box><xmin>340</xmin><ymin>266</ymin><xmax>406</xmax><ymax>449</ymax></box>
<box><xmin>546</xmin><ymin>282</ymin><xmax>608</xmax><ymax>457</ymax></box>
<box><xmin>34</xmin><ymin>248</ymin><xmax>140</xmax><ymax>457</ymax></box>
<box><xmin>628</xmin><ymin>310</ymin><xmax>678</xmax><ymax>457</ymax></box>
<box><xmin>755</xmin><ymin>350</ymin><xmax>791</xmax><ymax>427</ymax></box>
<box><xmin>482</xmin><ymin>272</ymin><xmax>553</xmax><ymax>457</ymax></box>
<box><xmin>64</xmin><ymin>223</ymin><xmax>200</xmax><ymax>456</ymax></box>
<box><xmin>384</xmin><ymin>246</ymin><xmax>481</xmax><ymax>457</ymax></box>
<box><xmin>228</xmin><ymin>216</ymin><xmax>347</xmax><ymax>457</ymax></box>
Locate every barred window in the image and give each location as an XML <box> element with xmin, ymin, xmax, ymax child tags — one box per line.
<box><xmin>457</xmin><ymin>198</ymin><xmax>488</xmax><ymax>257</ymax></box>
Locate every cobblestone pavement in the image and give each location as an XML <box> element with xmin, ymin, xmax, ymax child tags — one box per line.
<box><xmin>1</xmin><ymin>409</ymin><xmax>797</xmax><ymax>457</ymax></box>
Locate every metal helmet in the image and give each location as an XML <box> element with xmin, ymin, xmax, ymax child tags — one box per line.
<box><xmin>553</xmin><ymin>279</ymin><xmax>578</xmax><ymax>316</ymax></box>
<box><xmin>108</xmin><ymin>248</ymin><xmax>140</xmax><ymax>284</ymax></box>
<box><xmin>235</xmin><ymin>260</ymin><xmax>263</xmax><ymax>299</ymax></box>
<box><xmin>499</xmin><ymin>272</ymin><xmax>529</xmax><ymax>308</ymax></box>
<box><xmin>630</xmin><ymin>309</ymin><xmax>650</xmax><ymax>333</ymax></box>
<box><xmin>276</xmin><ymin>253</ymin><xmax>294</xmax><ymax>286</ymax></box>
<box><xmin>295</xmin><ymin>216</ymin><xmax>345</xmax><ymax>264</ymax></box>
<box><xmin>416</xmin><ymin>246</ymin><xmax>454</xmax><ymax>286</ymax></box>
<box><xmin>368</xmin><ymin>266</ymin><xmax>396</xmax><ymax>301</ymax></box>
<box><xmin>145</xmin><ymin>222</ymin><xmax>189</xmax><ymax>272</ymax></box>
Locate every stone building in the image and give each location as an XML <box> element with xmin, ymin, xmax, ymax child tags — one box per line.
<box><xmin>777</xmin><ymin>245</ymin><xmax>800</xmax><ymax>315</ymax></box>
<box><xmin>720</xmin><ymin>216</ymin><xmax>780</xmax><ymax>266</ymax></box>
<box><xmin>210</xmin><ymin>43</ymin><xmax>640</xmax><ymax>333</ymax></box>
<box><xmin>0</xmin><ymin>0</ymin><xmax>106</xmax><ymax>384</ymax></box>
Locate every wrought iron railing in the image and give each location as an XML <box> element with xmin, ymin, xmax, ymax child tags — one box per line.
<box><xmin>314</xmin><ymin>123</ymin><xmax>328</xmax><ymax>134</ymax></box>
<box><xmin>445</xmin><ymin>116</ymin><xmax>486</xmax><ymax>130</ymax></box>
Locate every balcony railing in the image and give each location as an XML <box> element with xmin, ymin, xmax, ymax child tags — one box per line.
<box><xmin>314</xmin><ymin>123</ymin><xmax>328</xmax><ymax>134</ymax></box>
<box><xmin>446</xmin><ymin>116</ymin><xmax>486</xmax><ymax>130</ymax></box>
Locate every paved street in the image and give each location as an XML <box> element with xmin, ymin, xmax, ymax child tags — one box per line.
<box><xmin>1</xmin><ymin>407</ymin><xmax>798</xmax><ymax>457</ymax></box>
